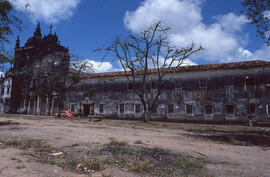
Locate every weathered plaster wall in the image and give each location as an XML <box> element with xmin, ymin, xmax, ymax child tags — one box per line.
<box><xmin>66</xmin><ymin>66</ymin><xmax>270</xmax><ymax>120</ymax></box>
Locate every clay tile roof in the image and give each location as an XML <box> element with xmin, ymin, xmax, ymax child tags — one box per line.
<box><xmin>80</xmin><ymin>60</ymin><xmax>270</xmax><ymax>79</ymax></box>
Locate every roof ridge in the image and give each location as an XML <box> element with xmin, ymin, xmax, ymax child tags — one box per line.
<box><xmin>80</xmin><ymin>60</ymin><xmax>270</xmax><ymax>79</ymax></box>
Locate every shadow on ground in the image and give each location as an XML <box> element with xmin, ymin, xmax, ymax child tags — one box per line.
<box><xmin>184</xmin><ymin>130</ymin><xmax>270</xmax><ymax>147</ymax></box>
<box><xmin>0</xmin><ymin>121</ymin><xmax>19</xmax><ymax>126</ymax></box>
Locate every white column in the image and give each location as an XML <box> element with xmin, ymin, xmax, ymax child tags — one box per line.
<box><xmin>36</xmin><ymin>95</ymin><xmax>40</xmax><ymax>114</ymax></box>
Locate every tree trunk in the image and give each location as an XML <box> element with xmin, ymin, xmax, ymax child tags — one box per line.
<box><xmin>143</xmin><ymin>111</ymin><xmax>151</xmax><ymax>123</ymax></box>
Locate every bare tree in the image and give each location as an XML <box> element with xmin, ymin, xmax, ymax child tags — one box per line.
<box><xmin>104</xmin><ymin>21</ymin><xmax>203</xmax><ymax>122</ymax></box>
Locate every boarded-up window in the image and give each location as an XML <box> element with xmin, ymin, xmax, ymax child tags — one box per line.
<box><xmin>205</xmin><ymin>105</ymin><xmax>213</xmax><ymax>114</ymax></box>
<box><xmin>99</xmin><ymin>104</ymin><xmax>104</xmax><ymax>114</ymax></box>
<box><xmin>186</xmin><ymin>104</ymin><xmax>193</xmax><ymax>115</ymax></box>
<box><xmin>168</xmin><ymin>104</ymin><xmax>174</xmax><ymax>113</ymax></box>
<box><xmin>119</xmin><ymin>104</ymin><xmax>124</xmax><ymax>114</ymax></box>
<box><xmin>226</xmin><ymin>105</ymin><xmax>234</xmax><ymax>114</ymax></box>
<box><xmin>135</xmin><ymin>104</ymin><xmax>141</xmax><ymax>113</ymax></box>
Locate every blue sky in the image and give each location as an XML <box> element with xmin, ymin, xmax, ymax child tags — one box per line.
<box><xmin>7</xmin><ymin>0</ymin><xmax>270</xmax><ymax>72</ymax></box>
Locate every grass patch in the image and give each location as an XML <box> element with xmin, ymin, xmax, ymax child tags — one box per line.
<box><xmin>72</xmin><ymin>143</ymin><xmax>79</xmax><ymax>147</ymax></box>
<box><xmin>108</xmin><ymin>138</ymin><xmax>127</xmax><ymax>146</ymax></box>
<box><xmin>102</xmin><ymin>139</ymin><xmax>210</xmax><ymax>177</ymax></box>
<box><xmin>15</xmin><ymin>165</ymin><xmax>25</xmax><ymax>169</ymax></box>
<box><xmin>5</xmin><ymin>138</ymin><xmax>53</xmax><ymax>152</ymax></box>
<box><xmin>134</xmin><ymin>140</ymin><xmax>143</xmax><ymax>144</ymax></box>
<box><xmin>2</xmin><ymin>137</ymin><xmax>211</xmax><ymax>176</ymax></box>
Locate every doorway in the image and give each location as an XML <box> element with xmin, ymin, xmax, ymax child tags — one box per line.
<box><xmin>83</xmin><ymin>104</ymin><xmax>90</xmax><ymax>117</ymax></box>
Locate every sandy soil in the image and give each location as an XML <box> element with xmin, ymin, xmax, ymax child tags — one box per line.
<box><xmin>0</xmin><ymin>115</ymin><xmax>270</xmax><ymax>177</ymax></box>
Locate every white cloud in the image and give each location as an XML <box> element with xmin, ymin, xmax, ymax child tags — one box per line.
<box><xmin>124</xmin><ymin>0</ymin><xmax>202</xmax><ymax>34</ymax></box>
<box><xmin>83</xmin><ymin>59</ymin><xmax>120</xmax><ymax>73</ymax></box>
<box><xmin>166</xmin><ymin>58</ymin><xmax>197</xmax><ymax>67</ymax></box>
<box><xmin>253</xmin><ymin>45</ymin><xmax>270</xmax><ymax>61</ymax></box>
<box><xmin>10</xmin><ymin>0</ymin><xmax>80</xmax><ymax>24</ymax></box>
<box><xmin>216</xmin><ymin>13</ymin><xmax>249</xmax><ymax>32</ymax></box>
<box><xmin>123</xmin><ymin>0</ymin><xmax>251</xmax><ymax>63</ymax></box>
<box><xmin>222</xmin><ymin>45</ymin><xmax>270</xmax><ymax>63</ymax></box>
<box><xmin>182</xmin><ymin>59</ymin><xmax>197</xmax><ymax>66</ymax></box>
<box><xmin>264</xmin><ymin>10</ymin><xmax>270</xmax><ymax>19</ymax></box>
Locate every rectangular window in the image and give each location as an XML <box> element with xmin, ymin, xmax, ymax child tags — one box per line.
<box><xmin>127</xmin><ymin>83</ymin><xmax>133</xmax><ymax>90</ymax></box>
<box><xmin>199</xmin><ymin>79</ymin><xmax>207</xmax><ymax>88</ymax></box>
<box><xmin>152</xmin><ymin>105</ymin><xmax>157</xmax><ymax>113</ymax></box>
<box><xmin>151</xmin><ymin>81</ymin><xmax>156</xmax><ymax>89</ymax></box>
<box><xmin>226</xmin><ymin>105</ymin><xmax>234</xmax><ymax>114</ymax></box>
<box><xmin>168</xmin><ymin>104</ymin><xmax>174</xmax><ymax>113</ymax></box>
<box><xmin>186</xmin><ymin>104</ymin><xmax>193</xmax><ymax>115</ymax></box>
<box><xmin>33</xmin><ymin>79</ymin><xmax>36</xmax><ymax>89</ymax></box>
<box><xmin>119</xmin><ymin>104</ymin><xmax>124</xmax><ymax>114</ymax></box>
<box><xmin>246</xmin><ymin>77</ymin><xmax>255</xmax><ymax>86</ymax></box>
<box><xmin>99</xmin><ymin>104</ymin><xmax>104</xmax><ymax>114</ymax></box>
<box><xmin>245</xmin><ymin>77</ymin><xmax>256</xmax><ymax>91</ymax></box>
<box><xmin>205</xmin><ymin>105</ymin><xmax>213</xmax><ymax>115</ymax></box>
<box><xmin>248</xmin><ymin>103</ymin><xmax>255</xmax><ymax>114</ymax></box>
<box><xmin>175</xmin><ymin>80</ymin><xmax>182</xmax><ymax>88</ymax></box>
<box><xmin>71</xmin><ymin>104</ymin><xmax>75</xmax><ymax>112</ymax></box>
<box><xmin>135</xmin><ymin>104</ymin><xmax>141</xmax><ymax>113</ymax></box>
<box><xmin>1</xmin><ymin>87</ymin><xmax>4</xmax><ymax>95</ymax></box>
<box><xmin>7</xmin><ymin>87</ymin><xmax>10</xmax><ymax>95</ymax></box>
<box><xmin>225</xmin><ymin>76</ymin><xmax>233</xmax><ymax>86</ymax></box>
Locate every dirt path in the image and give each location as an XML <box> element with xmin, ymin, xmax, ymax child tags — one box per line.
<box><xmin>0</xmin><ymin>116</ymin><xmax>270</xmax><ymax>177</ymax></box>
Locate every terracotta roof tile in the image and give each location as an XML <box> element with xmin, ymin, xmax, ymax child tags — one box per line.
<box><xmin>81</xmin><ymin>60</ymin><xmax>270</xmax><ymax>79</ymax></box>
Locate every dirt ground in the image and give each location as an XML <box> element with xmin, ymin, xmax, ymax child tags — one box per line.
<box><xmin>0</xmin><ymin>115</ymin><xmax>270</xmax><ymax>177</ymax></box>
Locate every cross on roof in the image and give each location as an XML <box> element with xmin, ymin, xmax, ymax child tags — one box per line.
<box><xmin>49</xmin><ymin>24</ymin><xmax>53</xmax><ymax>34</ymax></box>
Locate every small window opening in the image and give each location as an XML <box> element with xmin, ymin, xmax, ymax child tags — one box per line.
<box><xmin>226</xmin><ymin>105</ymin><xmax>234</xmax><ymax>114</ymax></box>
<box><xmin>246</xmin><ymin>77</ymin><xmax>255</xmax><ymax>86</ymax></box>
<box><xmin>1</xmin><ymin>87</ymin><xmax>4</xmax><ymax>95</ymax></box>
<box><xmin>248</xmin><ymin>103</ymin><xmax>255</xmax><ymax>114</ymax></box>
<box><xmin>119</xmin><ymin>104</ymin><xmax>124</xmax><ymax>114</ymax></box>
<box><xmin>205</xmin><ymin>105</ymin><xmax>213</xmax><ymax>115</ymax></box>
<box><xmin>99</xmin><ymin>104</ymin><xmax>104</xmax><ymax>114</ymax></box>
<box><xmin>186</xmin><ymin>104</ymin><xmax>193</xmax><ymax>115</ymax></box>
<box><xmin>71</xmin><ymin>105</ymin><xmax>75</xmax><ymax>112</ymax></box>
<box><xmin>151</xmin><ymin>81</ymin><xmax>155</xmax><ymax>89</ymax></box>
<box><xmin>199</xmin><ymin>80</ymin><xmax>207</xmax><ymax>88</ymax></box>
<box><xmin>127</xmin><ymin>83</ymin><xmax>133</xmax><ymax>90</ymax></box>
<box><xmin>135</xmin><ymin>104</ymin><xmax>141</xmax><ymax>113</ymax></box>
<box><xmin>168</xmin><ymin>104</ymin><xmax>174</xmax><ymax>113</ymax></box>
<box><xmin>33</xmin><ymin>79</ymin><xmax>37</xmax><ymax>89</ymax></box>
